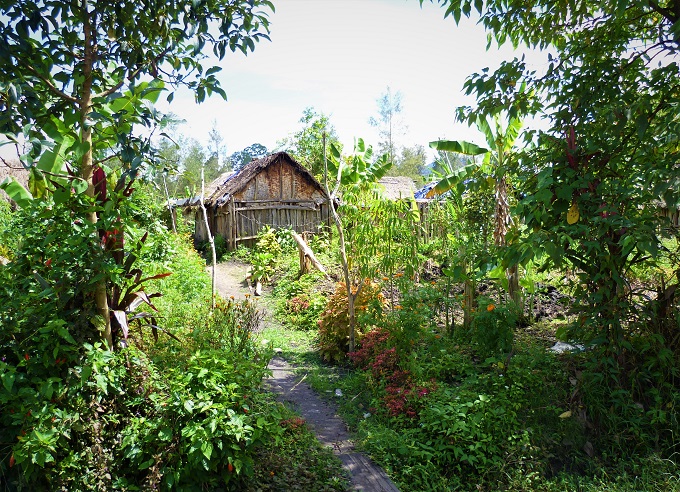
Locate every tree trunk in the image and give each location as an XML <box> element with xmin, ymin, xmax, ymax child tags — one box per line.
<box><xmin>81</xmin><ymin>0</ymin><xmax>112</xmax><ymax>349</ymax></box>
<box><xmin>291</xmin><ymin>231</ymin><xmax>328</xmax><ymax>278</ymax></box>
<box><xmin>199</xmin><ymin>167</ymin><xmax>216</xmax><ymax>309</ymax></box>
<box><xmin>163</xmin><ymin>175</ymin><xmax>177</xmax><ymax>233</ymax></box>
<box><xmin>495</xmin><ymin>175</ymin><xmax>522</xmax><ymax>308</ymax></box>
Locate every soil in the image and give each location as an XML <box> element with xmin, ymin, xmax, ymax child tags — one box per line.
<box><xmin>210</xmin><ymin>260</ymin><xmax>253</xmax><ymax>300</ymax></box>
<box><xmin>211</xmin><ymin>260</ymin><xmax>400</xmax><ymax>492</ymax></box>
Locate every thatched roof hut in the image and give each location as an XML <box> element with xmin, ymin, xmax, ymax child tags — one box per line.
<box><xmin>205</xmin><ymin>153</ymin><xmax>326</xmax><ymax>207</ymax></box>
<box><xmin>377</xmin><ymin>176</ymin><xmax>417</xmax><ymax>200</ymax></box>
<box><xmin>193</xmin><ymin>152</ymin><xmax>331</xmax><ymax>249</ymax></box>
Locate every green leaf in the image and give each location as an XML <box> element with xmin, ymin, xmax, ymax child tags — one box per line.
<box><xmin>2</xmin><ymin>371</ymin><xmax>15</xmax><ymax>392</ymax></box>
<box><xmin>158</xmin><ymin>427</ymin><xmax>173</xmax><ymax>441</ymax></box>
<box><xmin>635</xmin><ymin>113</ymin><xmax>649</xmax><ymax>139</ymax></box>
<box><xmin>72</xmin><ymin>178</ymin><xmax>89</xmax><ymax>195</ymax></box>
<box><xmin>429</xmin><ymin>140</ymin><xmax>488</xmax><ymax>156</ymax></box>
<box><xmin>28</xmin><ymin>167</ymin><xmax>47</xmax><ymax>199</ymax></box>
<box><xmin>0</xmin><ymin>177</ymin><xmax>33</xmax><ymax>208</ymax></box>
<box><xmin>53</xmin><ymin>186</ymin><xmax>70</xmax><ymax>205</ymax></box>
<box><xmin>184</xmin><ymin>399</ymin><xmax>195</xmax><ymax>413</ymax></box>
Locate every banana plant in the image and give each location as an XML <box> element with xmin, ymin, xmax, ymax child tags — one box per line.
<box><xmin>430</xmin><ymin>110</ymin><xmax>524</xmax><ymax>310</ymax></box>
<box><xmin>326</xmin><ymin>137</ymin><xmax>391</xmax><ymax>191</ymax></box>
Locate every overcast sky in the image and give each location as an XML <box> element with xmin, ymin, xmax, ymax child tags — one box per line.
<box><xmin>157</xmin><ymin>0</ymin><xmax>547</xmax><ymax>159</ymax></box>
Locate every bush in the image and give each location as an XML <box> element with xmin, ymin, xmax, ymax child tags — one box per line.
<box><xmin>469</xmin><ymin>298</ymin><xmax>516</xmax><ymax>359</ymax></box>
<box><xmin>317</xmin><ymin>280</ymin><xmax>386</xmax><ymax>363</ymax></box>
<box><xmin>273</xmin><ymin>272</ymin><xmax>327</xmax><ymax>330</ymax></box>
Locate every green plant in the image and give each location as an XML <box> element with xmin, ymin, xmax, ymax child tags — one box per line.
<box><xmin>196</xmin><ymin>296</ymin><xmax>264</xmax><ymax>356</ymax></box>
<box><xmin>272</xmin><ymin>272</ymin><xmax>326</xmax><ymax>330</ymax></box>
<box><xmin>468</xmin><ymin>299</ymin><xmax>516</xmax><ymax>359</ymax></box>
<box><xmin>255</xmin><ymin>226</ymin><xmax>282</xmax><ymax>257</ymax></box>
<box><xmin>317</xmin><ymin>280</ymin><xmax>386</xmax><ymax>362</ymax></box>
<box><xmin>243</xmin><ymin>407</ymin><xmax>349</xmax><ymax>491</ymax></box>
<box><xmin>249</xmin><ymin>250</ymin><xmax>276</xmax><ymax>284</ymax></box>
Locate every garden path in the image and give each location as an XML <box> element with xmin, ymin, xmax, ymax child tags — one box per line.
<box><xmin>211</xmin><ymin>260</ymin><xmax>400</xmax><ymax>492</ymax></box>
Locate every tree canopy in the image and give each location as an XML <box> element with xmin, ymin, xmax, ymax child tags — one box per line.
<box><xmin>278</xmin><ymin>107</ymin><xmax>341</xmax><ymax>177</ymax></box>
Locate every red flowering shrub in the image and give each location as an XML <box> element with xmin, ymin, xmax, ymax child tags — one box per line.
<box><xmin>287</xmin><ymin>296</ymin><xmax>310</xmax><ymax>313</ymax></box>
<box><xmin>348</xmin><ymin>327</ymin><xmax>393</xmax><ymax>375</ymax></box>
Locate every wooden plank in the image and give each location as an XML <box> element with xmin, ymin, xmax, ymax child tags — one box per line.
<box><xmin>233</xmin><ymin>199</ymin><xmax>318</xmax><ymax>204</ymax></box>
<box><xmin>234</xmin><ymin>205</ymin><xmax>317</xmax><ymax>212</ymax></box>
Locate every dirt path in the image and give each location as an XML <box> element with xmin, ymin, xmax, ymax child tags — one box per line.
<box><xmin>211</xmin><ymin>260</ymin><xmax>400</xmax><ymax>492</ymax></box>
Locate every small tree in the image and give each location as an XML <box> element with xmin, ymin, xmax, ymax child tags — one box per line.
<box><xmin>0</xmin><ymin>0</ymin><xmax>273</xmax><ymax>348</ymax></box>
<box><xmin>323</xmin><ymin>137</ymin><xmax>391</xmax><ymax>353</ymax></box>
<box><xmin>369</xmin><ymin>86</ymin><xmax>407</xmax><ymax>165</ymax></box>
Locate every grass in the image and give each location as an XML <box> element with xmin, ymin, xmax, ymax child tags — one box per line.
<box><xmin>243</xmin><ymin>404</ymin><xmax>350</xmax><ymax>492</ymax></box>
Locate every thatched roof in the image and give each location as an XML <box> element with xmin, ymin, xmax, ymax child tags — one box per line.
<box><xmin>205</xmin><ymin>152</ymin><xmax>326</xmax><ymax>207</ymax></box>
<box><xmin>377</xmin><ymin>176</ymin><xmax>417</xmax><ymax>200</ymax></box>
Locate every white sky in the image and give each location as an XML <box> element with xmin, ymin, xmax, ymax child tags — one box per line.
<box><xmin>159</xmin><ymin>0</ymin><xmax>548</xmax><ymax>158</ymax></box>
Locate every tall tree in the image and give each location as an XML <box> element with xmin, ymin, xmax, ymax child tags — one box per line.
<box><xmin>206</xmin><ymin>120</ymin><xmax>229</xmax><ymax>173</ymax></box>
<box><xmin>428</xmin><ymin>0</ymin><xmax>680</xmax><ymax>348</ymax></box>
<box><xmin>229</xmin><ymin>143</ymin><xmax>268</xmax><ymax>172</ymax></box>
<box><xmin>368</xmin><ymin>86</ymin><xmax>407</xmax><ymax>164</ymax></box>
<box><xmin>0</xmin><ymin>0</ymin><xmax>273</xmax><ymax>348</ymax></box>
<box><xmin>278</xmin><ymin>107</ymin><xmax>341</xmax><ymax>177</ymax></box>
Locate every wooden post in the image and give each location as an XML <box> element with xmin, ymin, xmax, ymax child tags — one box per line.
<box><xmin>229</xmin><ymin>199</ymin><xmax>236</xmax><ymax>251</ymax></box>
<box><xmin>291</xmin><ymin>231</ymin><xmax>328</xmax><ymax>278</ymax></box>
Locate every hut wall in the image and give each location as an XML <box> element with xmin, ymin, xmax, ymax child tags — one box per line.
<box><xmin>212</xmin><ymin>160</ymin><xmax>329</xmax><ymax>250</ymax></box>
<box><xmin>660</xmin><ymin>207</ymin><xmax>680</xmax><ymax>227</ymax></box>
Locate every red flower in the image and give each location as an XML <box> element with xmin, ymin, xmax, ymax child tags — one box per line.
<box><xmin>227</xmin><ymin>462</ymin><xmax>234</xmax><ymax>473</ymax></box>
<box><xmin>24</xmin><ymin>353</ymin><xmax>29</xmax><ymax>361</ymax></box>
<box><xmin>45</xmin><ymin>258</ymin><xmax>52</xmax><ymax>267</ymax></box>
<box><xmin>9</xmin><ymin>455</ymin><xmax>15</xmax><ymax>468</ymax></box>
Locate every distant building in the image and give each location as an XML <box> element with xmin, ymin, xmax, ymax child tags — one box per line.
<box><xmin>179</xmin><ymin>152</ymin><xmax>331</xmax><ymax>250</ymax></box>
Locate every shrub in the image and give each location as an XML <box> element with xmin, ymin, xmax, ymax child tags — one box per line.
<box><xmin>317</xmin><ymin>280</ymin><xmax>386</xmax><ymax>363</ymax></box>
<box><xmin>273</xmin><ymin>273</ymin><xmax>327</xmax><ymax>330</ymax></box>
<box><xmin>193</xmin><ymin>296</ymin><xmax>264</xmax><ymax>356</ymax></box>
<box><xmin>469</xmin><ymin>299</ymin><xmax>516</xmax><ymax>359</ymax></box>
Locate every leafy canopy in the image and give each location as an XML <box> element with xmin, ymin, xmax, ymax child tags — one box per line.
<box><xmin>0</xmin><ymin>0</ymin><xmax>273</xmax><ymax>160</ymax></box>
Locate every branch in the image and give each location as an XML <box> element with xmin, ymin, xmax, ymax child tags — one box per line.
<box><xmin>21</xmin><ymin>63</ymin><xmax>79</xmax><ymax>104</ymax></box>
<box><xmin>96</xmin><ymin>65</ymin><xmax>144</xmax><ymax>99</ymax></box>
<box><xmin>0</xmin><ymin>155</ymin><xmax>25</xmax><ymax>170</ymax></box>
<box><xmin>96</xmin><ymin>47</ymin><xmax>171</xmax><ymax>99</ymax></box>
<box><xmin>647</xmin><ymin>0</ymin><xmax>677</xmax><ymax>23</ymax></box>
<box><xmin>93</xmin><ymin>154</ymin><xmax>120</xmax><ymax>166</ymax></box>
